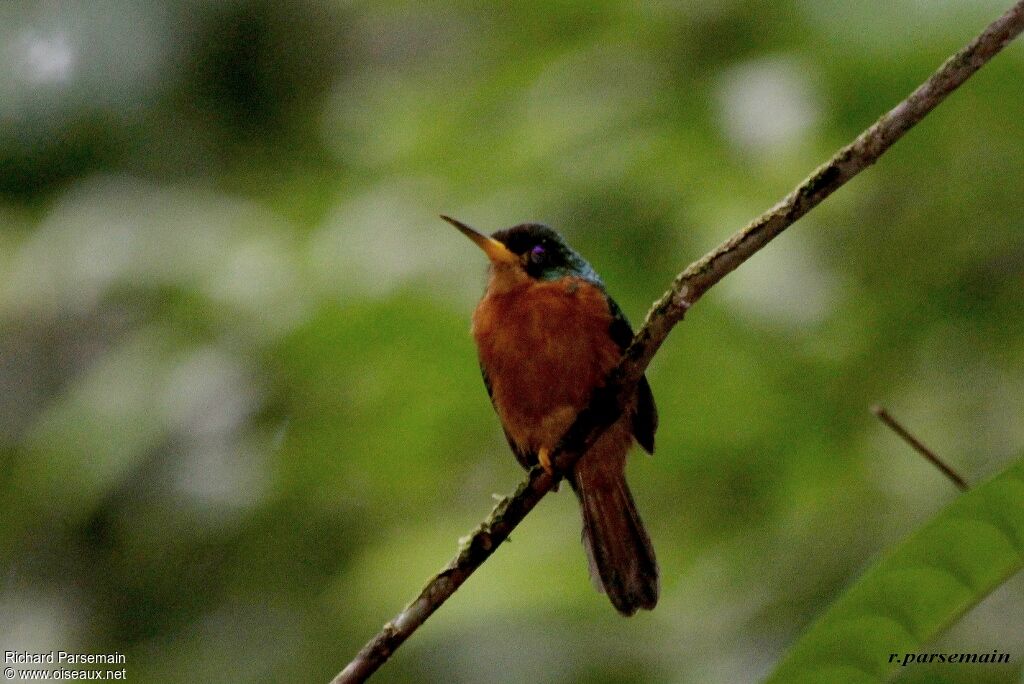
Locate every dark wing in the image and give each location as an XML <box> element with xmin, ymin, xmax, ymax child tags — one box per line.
<box><xmin>606</xmin><ymin>295</ymin><xmax>658</xmax><ymax>454</ymax></box>
<box><xmin>481</xmin><ymin>362</ymin><xmax>534</xmax><ymax>470</ymax></box>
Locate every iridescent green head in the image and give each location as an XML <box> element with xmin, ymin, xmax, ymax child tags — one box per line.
<box><xmin>443</xmin><ymin>216</ymin><xmax>601</xmax><ymax>286</ymax></box>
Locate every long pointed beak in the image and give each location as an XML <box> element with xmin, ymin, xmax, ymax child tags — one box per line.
<box><xmin>441</xmin><ymin>215</ymin><xmax>518</xmax><ymax>265</ymax></box>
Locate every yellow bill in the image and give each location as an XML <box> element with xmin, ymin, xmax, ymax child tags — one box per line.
<box><xmin>441</xmin><ymin>215</ymin><xmax>518</xmax><ymax>265</ymax></box>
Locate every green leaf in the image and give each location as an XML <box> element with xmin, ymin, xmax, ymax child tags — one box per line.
<box><xmin>766</xmin><ymin>455</ymin><xmax>1024</xmax><ymax>684</ymax></box>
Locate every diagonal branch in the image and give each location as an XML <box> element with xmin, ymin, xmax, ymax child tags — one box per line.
<box><xmin>332</xmin><ymin>3</ymin><xmax>1024</xmax><ymax>682</ymax></box>
<box><xmin>871</xmin><ymin>405</ymin><xmax>970</xmax><ymax>491</ymax></box>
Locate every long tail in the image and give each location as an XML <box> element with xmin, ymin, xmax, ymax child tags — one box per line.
<box><xmin>571</xmin><ymin>468</ymin><xmax>659</xmax><ymax>616</ymax></box>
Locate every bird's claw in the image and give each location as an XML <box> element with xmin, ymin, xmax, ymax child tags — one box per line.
<box><xmin>538</xmin><ymin>447</ymin><xmax>560</xmax><ymax>491</ymax></box>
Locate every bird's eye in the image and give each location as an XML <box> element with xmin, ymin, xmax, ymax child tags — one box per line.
<box><xmin>529</xmin><ymin>245</ymin><xmax>545</xmax><ymax>264</ymax></box>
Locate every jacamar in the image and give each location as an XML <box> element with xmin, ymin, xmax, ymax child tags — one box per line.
<box><xmin>444</xmin><ymin>215</ymin><xmax>659</xmax><ymax>616</ymax></box>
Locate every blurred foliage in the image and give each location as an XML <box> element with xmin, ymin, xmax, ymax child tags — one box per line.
<box><xmin>767</xmin><ymin>455</ymin><xmax>1024</xmax><ymax>684</ymax></box>
<box><xmin>0</xmin><ymin>1</ymin><xmax>1022</xmax><ymax>683</ymax></box>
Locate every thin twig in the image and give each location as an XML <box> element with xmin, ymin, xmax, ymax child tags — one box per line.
<box><xmin>332</xmin><ymin>3</ymin><xmax>1024</xmax><ymax>682</ymax></box>
<box><xmin>871</xmin><ymin>405</ymin><xmax>970</xmax><ymax>491</ymax></box>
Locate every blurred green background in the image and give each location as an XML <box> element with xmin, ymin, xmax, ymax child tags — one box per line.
<box><xmin>1</xmin><ymin>1</ymin><xmax>1022</xmax><ymax>682</ymax></box>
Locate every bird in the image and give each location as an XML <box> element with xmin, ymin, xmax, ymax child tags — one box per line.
<box><xmin>443</xmin><ymin>215</ymin><xmax>659</xmax><ymax>616</ymax></box>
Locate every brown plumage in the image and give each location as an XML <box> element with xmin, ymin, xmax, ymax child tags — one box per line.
<box><xmin>446</xmin><ymin>216</ymin><xmax>659</xmax><ymax>616</ymax></box>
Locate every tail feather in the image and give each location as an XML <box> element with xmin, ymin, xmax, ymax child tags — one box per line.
<box><xmin>573</xmin><ymin>472</ymin><xmax>659</xmax><ymax>616</ymax></box>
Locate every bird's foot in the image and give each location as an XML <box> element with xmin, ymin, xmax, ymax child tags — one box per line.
<box><xmin>538</xmin><ymin>447</ymin><xmax>560</xmax><ymax>491</ymax></box>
